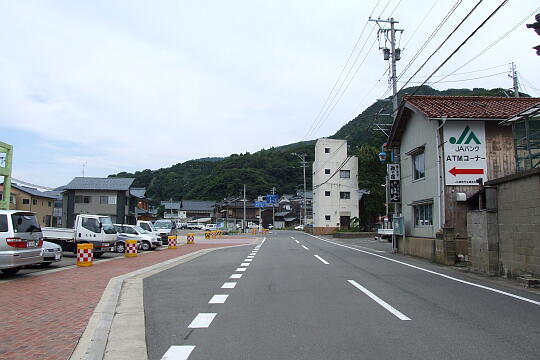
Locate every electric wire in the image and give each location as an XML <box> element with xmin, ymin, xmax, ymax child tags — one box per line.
<box><xmin>398</xmin><ymin>71</ymin><xmax>507</xmax><ymax>84</ymax></box>
<box><xmin>402</xmin><ymin>0</ymin><xmax>442</xmax><ymax>51</ymax></box>
<box><xmin>398</xmin><ymin>0</ymin><xmax>484</xmax><ymax>93</ymax></box>
<box><xmin>518</xmin><ymin>73</ymin><xmax>540</xmax><ymax>96</ymax></box>
<box><xmin>408</xmin><ymin>0</ymin><xmax>510</xmax><ymax>97</ymax></box>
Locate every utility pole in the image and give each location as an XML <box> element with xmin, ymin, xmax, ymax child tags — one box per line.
<box><xmin>369</xmin><ymin>17</ymin><xmax>403</xmax><ymax>114</ymax></box>
<box><xmin>510</xmin><ymin>62</ymin><xmax>520</xmax><ymax>98</ymax></box>
<box><xmin>292</xmin><ymin>153</ymin><xmax>308</xmax><ymax>226</ymax></box>
<box><xmin>271</xmin><ymin>186</ymin><xmax>276</xmax><ymax>226</ymax></box>
<box><xmin>242</xmin><ymin>184</ymin><xmax>246</xmax><ymax>232</ymax></box>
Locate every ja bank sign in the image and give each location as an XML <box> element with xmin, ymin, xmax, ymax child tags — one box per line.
<box><xmin>444</xmin><ymin>121</ymin><xmax>487</xmax><ymax>186</ymax></box>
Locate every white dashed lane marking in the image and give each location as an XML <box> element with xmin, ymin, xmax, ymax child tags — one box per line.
<box><xmin>314</xmin><ymin>255</ymin><xmax>329</xmax><ymax>265</ymax></box>
<box><xmin>188</xmin><ymin>313</ymin><xmax>216</xmax><ymax>328</ymax></box>
<box><xmin>244</xmin><ymin>259</ymin><xmax>253</xmax><ymax>262</ymax></box>
<box><xmin>295</xmin><ymin>240</ymin><xmax>299</xmax><ymax>244</ymax></box>
<box><xmin>236</xmin><ymin>268</ymin><xmax>247</xmax><ymax>272</ymax></box>
<box><xmin>301</xmin><ymin>245</ymin><xmax>309</xmax><ymax>250</ymax></box>
<box><xmin>160</xmin><ymin>345</ymin><xmax>195</xmax><ymax>360</ymax></box>
<box><xmin>230</xmin><ymin>274</ymin><xmax>243</xmax><ymax>279</ymax></box>
<box><xmin>240</xmin><ymin>263</ymin><xmax>250</xmax><ymax>267</ymax></box>
<box><xmin>222</xmin><ymin>282</ymin><xmax>237</xmax><ymax>289</ymax></box>
<box><xmin>209</xmin><ymin>294</ymin><xmax>229</xmax><ymax>304</ymax></box>
<box><xmin>348</xmin><ymin>280</ymin><xmax>411</xmax><ymax>321</ymax></box>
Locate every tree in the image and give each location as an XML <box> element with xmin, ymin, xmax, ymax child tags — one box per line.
<box><xmin>356</xmin><ymin>145</ymin><xmax>387</xmax><ymax>230</ymax></box>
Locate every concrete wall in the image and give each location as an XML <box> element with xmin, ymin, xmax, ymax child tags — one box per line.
<box><xmin>399</xmin><ymin>110</ymin><xmax>440</xmax><ymax>238</ymax></box>
<box><xmin>312</xmin><ymin>138</ymin><xmax>359</xmax><ymax>234</ymax></box>
<box><xmin>496</xmin><ymin>173</ymin><xmax>540</xmax><ymax>278</ymax></box>
<box><xmin>467</xmin><ymin>211</ymin><xmax>499</xmax><ymax>275</ymax></box>
<box><xmin>399</xmin><ymin>237</ymin><xmax>435</xmax><ymax>260</ymax></box>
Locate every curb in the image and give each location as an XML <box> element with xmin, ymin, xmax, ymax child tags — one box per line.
<box><xmin>70</xmin><ymin>241</ymin><xmax>258</xmax><ymax>360</ymax></box>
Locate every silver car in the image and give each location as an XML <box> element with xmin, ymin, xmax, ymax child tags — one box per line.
<box><xmin>41</xmin><ymin>241</ymin><xmax>63</xmax><ymax>267</ymax></box>
<box><xmin>0</xmin><ymin>210</ymin><xmax>44</xmax><ymax>275</ymax></box>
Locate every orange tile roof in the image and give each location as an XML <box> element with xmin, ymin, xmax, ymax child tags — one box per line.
<box><xmin>404</xmin><ymin>95</ymin><xmax>540</xmax><ymax>119</ymax></box>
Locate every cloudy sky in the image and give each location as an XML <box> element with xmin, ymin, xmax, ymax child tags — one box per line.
<box><xmin>1</xmin><ymin>0</ymin><xmax>539</xmax><ymax>187</ymax></box>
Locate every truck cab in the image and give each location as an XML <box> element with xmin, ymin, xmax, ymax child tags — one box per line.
<box><xmin>75</xmin><ymin>215</ymin><xmax>117</xmax><ymax>254</ymax></box>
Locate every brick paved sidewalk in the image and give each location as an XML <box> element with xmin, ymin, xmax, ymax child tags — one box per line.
<box><xmin>0</xmin><ymin>241</ymin><xmax>251</xmax><ymax>360</ymax></box>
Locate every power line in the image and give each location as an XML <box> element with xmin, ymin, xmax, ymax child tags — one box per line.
<box><xmin>408</xmin><ymin>0</ymin><xmax>510</xmax><ymax>97</ymax></box>
<box><xmin>398</xmin><ymin>71</ymin><xmax>507</xmax><ymax>84</ymax></box>
<box><xmin>402</xmin><ymin>0</ymin><xmax>442</xmax><ymax>51</ymax></box>
<box><xmin>399</xmin><ymin>0</ymin><xmax>484</xmax><ymax>92</ymax></box>
<box><xmin>430</xmin><ymin>6</ymin><xmax>540</xmax><ymax>86</ymax></box>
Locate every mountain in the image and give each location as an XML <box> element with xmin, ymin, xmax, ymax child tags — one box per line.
<box><xmin>109</xmin><ymin>86</ymin><xmax>523</xmax><ymax>202</ymax></box>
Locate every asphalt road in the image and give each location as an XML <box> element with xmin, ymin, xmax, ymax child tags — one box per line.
<box><xmin>144</xmin><ymin>231</ymin><xmax>540</xmax><ymax>360</ymax></box>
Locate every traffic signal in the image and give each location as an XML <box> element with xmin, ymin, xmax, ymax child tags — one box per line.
<box><xmin>526</xmin><ymin>13</ymin><xmax>540</xmax><ymax>55</ymax></box>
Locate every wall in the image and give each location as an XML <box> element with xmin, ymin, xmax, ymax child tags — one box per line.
<box><xmin>496</xmin><ymin>172</ymin><xmax>540</xmax><ymax>278</ymax></box>
<box><xmin>467</xmin><ymin>211</ymin><xmax>499</xmax><ymax>275</ymax></box>
<box><xmin>312</xmin><ymin>138</ymin><xmax>359</xmax><ymax>234</ymax></box>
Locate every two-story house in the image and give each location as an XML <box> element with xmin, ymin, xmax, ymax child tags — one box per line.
<box><xmin>0</xmin><ymin>183</ymin><xmax>56</xmax><ymax>226</ymax></box>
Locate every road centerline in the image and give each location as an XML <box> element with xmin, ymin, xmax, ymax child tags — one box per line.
<box><xmin>209</xmin><ymin>294</ymin><xmax>229</xmax><ymax>304</ymax></box>
<box><xmin>188</xmin><ymin>313</ymin><xmax>216</xmax><ymax>328</ymax></box>
<box><xmin>348</xmin><ymin>280</ymin><xmax>411</xmax><ymax>321</ymax></box>
<box><xmin>301</xmin><ymin>245</ymin><xmax>309</xmax><ymax>250</ymax></box>
<box><xmin>222</xmin><ymin>282</ymin><xmax>237</xmax><ymax>289</ymax></box>
<box><xmin>314</xmin><ymin>254</ymin><xmax>329</xmax><ymax>265</ymax></box>
<box><xmin>160</xmin><ymin>345</ymin><xmax>195</xmax><ymax>360</ymax></box>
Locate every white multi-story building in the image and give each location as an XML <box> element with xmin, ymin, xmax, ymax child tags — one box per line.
<box><xmin>312</xmin><ymin>138</ymin><xmax>359</xmax><ymax>235</ymax></box>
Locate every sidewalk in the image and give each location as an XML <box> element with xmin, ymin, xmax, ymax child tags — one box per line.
<box><xmin>0</xmin><ymin>238</ymin><xmax>253</xmax><ymax>360</ymax></box>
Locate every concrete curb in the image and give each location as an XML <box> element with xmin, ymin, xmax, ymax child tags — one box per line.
<box><xmin>70</xmin><ymin>242</ymin><xmax>258</xmax><ymax>360</ymax></box>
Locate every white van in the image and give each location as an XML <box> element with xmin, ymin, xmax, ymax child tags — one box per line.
<box><xmin>0</xmin><ymin>210</ymin><xmax>44</xmax><ymax>275</ymax></box>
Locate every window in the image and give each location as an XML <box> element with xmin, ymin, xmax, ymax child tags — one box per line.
<box><xmin>340</xmin><ymin>170</ymin><xmax>350</xmax><ymax>178</ymax></box>
<box><xmin>100</xmin><ymin>196</ymin><xmax>117</xmax><ymax>205</ymax></box>
<box><xmin>340</xmin><ymin>192</ymin><xmax>351</xmax><ymax>199</ymax></box>
<box><xmin>0</xmin><ymin>215</ymin><xmax>8</xmax><ymax>232</ymax></box>
<box><xmin>325</xmin><ymin>215</ymin><xmax>331</xmax><ymax>220</ymax></box>
<box><xmin>48</xmin><ymin>201</ymin><xmax>52</xmax><ymax>207</ymax></box>
<box><xmin>32</xmin><ymin>199</ymin><xmax>37</xmax><ymax>206</ymax></box>
<box><xmin>11</xmin><ymin>214</ymin><xmax>40</xmax><ymax>233</ymax></box>
<box><xmin>23</xmin><ymin>198</ymin><xmax>30</xmax><ymax>205</ymax></box>
<box><xmin>124</xmin><ymin>226</ymin><xmax>138</xmax><ymax>235</ymax></box>
<box><xmin>324</xmin><ymin>169</ymin><xmax>331</xmax><ymax>174</ymax></box>
<box><xmin>413</xmin><ymin>151</ymin><xmax>425</xmax><ymax>180</ymax></box>
<box><xmin>75</xmin><ymin>196</ymin><xmax>91</xmax><ymax>204</ymax></box>
<box><xmin>324</xmin><ymin>148</ymin><xmax>330</xmax><ymax>153</ymax></box>
<box><xmin>414</xmin><ymin>203</ymin><xmax>433</xmax><ymax>226</ymax></box>
<box><xmin>325</xmin><ymin>191</ymin><xmax>331</xmax><ymax>196</ymax></box>
<box><xmin>82</xmin><ymin>217</ymin><xmax>100</xmax><ymax>233</ymax></box>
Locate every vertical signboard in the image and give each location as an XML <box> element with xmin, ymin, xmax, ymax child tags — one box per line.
<box><xmin>0</xmin><ymin>141</ymin><xmax>13</xmax><ymax>210</ymax></box>
<box><xmin>443</xmin><ymin>121</ymin><xmax>487</xmax><ymax>185</ymax></box>
<box><xmin>387</xmin><ymin>164</ymin><xmax>401</xmax><ymax>203</ymax></box>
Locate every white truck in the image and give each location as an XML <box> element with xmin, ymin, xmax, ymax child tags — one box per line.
<box><xmin>42</xmin><ymin>214</ymin><xmax>117</xmax><ymax>257</ymax></box>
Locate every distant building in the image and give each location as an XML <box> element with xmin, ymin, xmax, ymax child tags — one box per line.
<box><xmin>160</xmin><ymin>200</ymin><xmax>215</xmax><ymax>221</ymax></box>
<box><xmin>312</xmin><ymin>138</ymin><xmax>359</xmax><ymax>235</ymax></box>
<box><xmin>62</xmin><ymin>177</ymin><xmax>136</xmax><ymax>226</ymax></box>
<box><xmin>0</xmin><ymin>183</ymin><xmax>56</xmax><ymax>227</ymax></box>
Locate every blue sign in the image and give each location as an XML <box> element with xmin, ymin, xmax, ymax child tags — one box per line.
<box><xmin>255</xmin><ymin>201</ymin><xmax>268</xmax><ymax>208</ymax></box>
<box><xmin>266</xmin><ymin>194</ymin><xmax>279</xmax><ymax>204</ymax></box>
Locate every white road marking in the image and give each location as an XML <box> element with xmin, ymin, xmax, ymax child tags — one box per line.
<box><xmin>236</xmin><ymin>267</ymin><xmax>247</xmax><ymax>272</ymax></box>
<box><xmin>209</xmin><ymin>294</ymin><xmax>229</xmax><ymax>304</ymax></box>
<box><xmin>247</xmin><ymin>256</ymin><xmax>254</xmax><ymax>258</ymax></box>
<box><xmin>295</xmin><ymin>240</ymin><xmax>299</xmax><ymax>244</ymax></box>
<box><xmin>240</xmin><ymin>262</ymin><xmax>250</xmax><ymax>267</ymax></box>
<box><xmin>314</xmin><ymin>255</ymin><xmax>329</xmax><ymax>265</ymax></box>
<box><xmin>230</xmin><ymin>274</ymin><xmax>243</xmax><ymax>279</ymax></box>
<box><xmin>348</xmin><ymin>280</ymin><xmax>411</xmax><ymax>321</ymax></box>
<box><xmin>188</xmin><ymin>313</ymin><xmax>216</xmax><ymax>328</ymax></box>
<box><xmin>244</xmin><ymin>259</ymin><xmax>253</xmax><ymax>262</ymax></box>
<box><xmin>309</xmin><ymin>234</ymin><xmax>540</xmax><ymax>307</ymax></box>
<box><xmin>161</xmin><ymin>345</ymin><xmax>195</xmax><ymax>360</ymax></box>
<box><xmin>222</xmin><ymin>282</ymin><xmax>237</xmax><ymax>289</ymax></box>
<box><xmin>301</xmin><ymin>245</ymin><xmax>309</xmax><ymax>250</ymax></box>
<box><xmin>291</xmin><ymin>237</ymin><xmax>295</xmax><ymax>239</ymax></box>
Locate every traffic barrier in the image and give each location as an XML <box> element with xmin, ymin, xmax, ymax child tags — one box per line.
<box><xmin>125</xmin><ymin>239</ymin><xmax>138</xmax><ymax>257</ymax></box>
<box><xmin>168</xmin><ymin>235</ymin><xmax>177</xmax><ymax>249</ymax></box>
<box><xmin>263</xmin><ymin>228</ymin><xmax>269</xmax><ymax>234</ymax></box>
<box><xmin>217</xmin><ymin>230</ymin><xmax>222</xmax><ymax>239</ymax></box>
<box><xmin>251</xmin><ymin>228</ymin><xmax>257</xmax><ymax>235</ymax></box>
<box><xmin>187</xmin><ymin>233</ymin><xmax>195</xmax><ymax>244</ymax></box>
<box><xmin>211</xmin><ymin>230</ymin><xmax>217</xmax><ymax>239</ymax></box>
<box><xmin>205</xmin><ymin>231</ymin><xmax>211</xmax><ymax>239</ymax></box>
<box><xmin>76</xmin><ymin>243</ymin><xmax>93</xmax><ymax>267</ymax></box>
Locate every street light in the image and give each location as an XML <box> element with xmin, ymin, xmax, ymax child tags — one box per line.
<box><xmin>291</xmin><ymin>153</ymin><xmax>308</xmax><ymax>226</ymax></box>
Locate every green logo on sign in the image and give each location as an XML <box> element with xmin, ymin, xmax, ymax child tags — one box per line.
<box><xmin>449</xmin><ymin>125</ymin><xmax>480</xmax><ymax>145</ymax></box>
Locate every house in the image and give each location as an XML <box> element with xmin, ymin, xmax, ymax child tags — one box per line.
<box><xmin>160</xmin><ymin>200</ymin><xmax>215</xmax><ymax>221</ymax></box>
<box><xmin>387</xmin><ymin>95</ymin><xmax>540</xmax><ymax>264</ymax></box>
<box><xmin>0</xmin><ymin>183</ymin><xmax>56</xmax><ymax>227</ymax></box>
<box><xmin>62</xmin><ymin>177</ymin><xmax>137</xmax><ymax>227</ymax></box>
<box><xmin>130</xmin><ymin>187</ymin><xmax>154</xmax><ymax>221</ymax></box>
<box><xmin>42</xmin><ymin>189</ymin><xmax>64</xmax><ymax>227</ymax></box>
<box><xmin>312</xmin><ymin>138</ymin><xmax>359</xmax><ymax>235</ymax></box>
<box><xmin>215</xmin><ymin>199</ymin><xmax>260</xmax><ymax>228</ymax></box>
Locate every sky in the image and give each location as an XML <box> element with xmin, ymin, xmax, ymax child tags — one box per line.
<box><xmin>0</xmin><ymin>0</ymin><xmax>539</xmax><ymax>188</ymax></box>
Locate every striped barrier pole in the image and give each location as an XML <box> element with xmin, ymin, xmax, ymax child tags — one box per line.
<box><xmin>186</xmin><ymin>233</ymin><xmax>195</xmax><ymax>244</ymax></box>
<box><xmin>76</xmin><ymin>243</ymin><xmax>94</xmax><ymax>267</ymax></box>
<box><xmin>125</xmin><ymin>239</ymin><xmax>138</xmax><ymax>257</ymax></box>
<box><xmin>168</xmin><ymin>235</ymin><xmax>177</xmax><ymax>249</ymax></box>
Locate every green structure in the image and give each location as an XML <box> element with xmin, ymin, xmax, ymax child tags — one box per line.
<box><xmin>0</xmin><ymin>141</ymin><xmax>13</xmax><ymax>210</ymax></box>
<box><xmin>503</xmin><ymin>103</ymin><xmax>540</xmax><ymax>171</ymax></box>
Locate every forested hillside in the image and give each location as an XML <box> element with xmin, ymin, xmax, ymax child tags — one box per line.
<box><xmin>110</xmin><ymin>86</ymin><xmax>521</xmax><ymax>204</ymax></box>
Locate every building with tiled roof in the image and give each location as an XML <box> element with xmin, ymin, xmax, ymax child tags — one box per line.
<box><xmin>386</xmin><ymin>95</ymin><xmax>540</xmax><ymax>264</ymax></box>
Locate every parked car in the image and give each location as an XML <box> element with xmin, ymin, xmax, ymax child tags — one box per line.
<box><xmin>137</xmin><ymin>220</ymin><xmax>160</xmax><ymax>237</ymax></box>
<box><xmin>113</xmin><ymin>224</ymin><xmax>161</xmax><ymax>252</ymax></box>
<box><xmin>187</xmin><ymin>222</ymin><xmax>205</xmax><ymax>230</ymax></box>
<box><xmin>113</xmin><ymin>233</ymin><xmax>142</xmax><ymax>253</ymax></box>
<box><xmin>0</xmin><ymin>210</ymin><xmax>44</xmax><ymax>275</ymax></box>
<box><xmin>176</xmin><ymin>222</ymin><xmax>188</xmax><ymax>230</ymax></box>
<box><xmin>294</xmin><ymin>224</ymin><xmax>304</xmax><ymax>231</ymax></box>
<box><xmin>153</xmin><ymin>219</ymin><xmax>178</xmax><ymax>242</ymax></box>
<box><xmin>205</xmin><ymin>223</ymin><xmax>217</xmax><ymax>231</ymax></box>
<box><xmin>41</xmin><ymin>241</ymin><xmax>63</xmax><ymax>267</ymax></box>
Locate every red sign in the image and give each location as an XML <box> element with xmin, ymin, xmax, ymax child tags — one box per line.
<box><xmin>448</xmin><ymin>167</ymin><xmax>484</xmax><ymax>176</ymax></box>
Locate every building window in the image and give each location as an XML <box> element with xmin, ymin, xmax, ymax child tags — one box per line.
<box><xmin>413</xmin><ymin>151</ymin><xmax>425</xmax><ymax>180</ymax></box>
<box><xmin>325</xmin><ymin>215</ymin><xmax>331</xmax><ymax>220</ymax></box>
<box><xmin>340</xmin><ymin>192</ymin><xmax>350</xmax><ymax>199</ymax></box>
<box><xmin>414</xmin><ymin>203</ymin><xmax>433</xmax><ymax>226</ymax></box>
<box><xmin>325</xmin><ymin>169</ymin><xmax>331</xmax><ymax>174</ymax></box>
<box><xmin>32</xmin><ymin>199</ymin><xmax>37</xmax><ymax>206</ymax></box>
<box><xmin>23</xmin><ymin>198</ymin><xmax>30</xmax><ymax>205</ymax></box>
<box><xmin>340</xmin><ymin>170</ymin><xmax>350</xmax><ymax>178</ymax></box>
<box><xmin>75</xmin><ymin>196</ymin><xmax>91</xmax><ymax>204</ymax></box>
<box><xmin>325</xmin><ymin>148</ymin><xmax>330</xmax><ymax>153</ymax></box>
<box><xmin>325</xmin><ymin>191</ymin><xmax>331</xmax><ymax>196</ymax></box>
<box><xmin>48</xmin><ymin>201</ymin><xmax>52</xmax><ymax>207</ymax></box>
<box><xmin>100</xmin><ymin>196</ymin><xmax>116</xmax><ymax>205</ymax></box>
